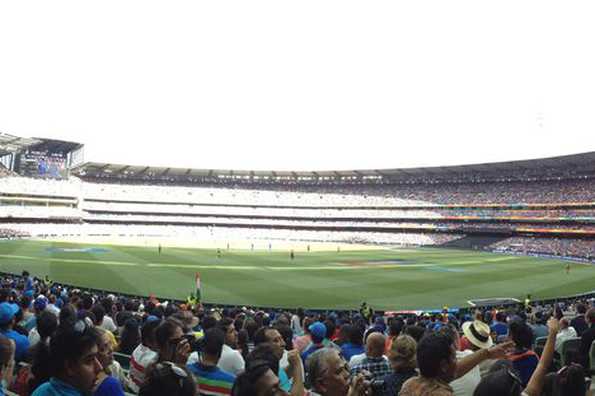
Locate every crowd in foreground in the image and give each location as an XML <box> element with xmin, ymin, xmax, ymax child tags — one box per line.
<box><xmin>0</xmin><ymin>272</ymin><xmax>592</xmax><ymax>396</ymax></box>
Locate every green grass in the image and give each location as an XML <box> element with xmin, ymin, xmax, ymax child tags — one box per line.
<box><xmin>0</xmin><ymin>240</ymin><xmax>594</xmax><ymax>310</ymax></box>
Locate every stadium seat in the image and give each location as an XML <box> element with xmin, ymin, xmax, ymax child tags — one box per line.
<box><xmin>113</xmin><ymin>351</ymin><xmax>131</xmax><ymax>371</ymax></box>
<box><xmin>534</xmin><ymin>336</ymin><xmax>547</xmax><ymax>356</ymax></box>
<box><xmin>559</xmin><ymin>337</ymin><xmax>581</xmax><ymax>367</ymax></box>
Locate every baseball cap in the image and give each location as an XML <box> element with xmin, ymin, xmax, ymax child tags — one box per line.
<box><xmin>0</xmin><ymin>302</ymin><xmax>20</xmax><ymax>325</ymax></box>
<box><xmin>34</xmin><ymin>295</ymin><xmax>48</xmax><ymax>311</ymax></box>
<box><xmin>308</xmin><ymin>321</ymin><xmax>327</xmax><ymax>340</ymax></box>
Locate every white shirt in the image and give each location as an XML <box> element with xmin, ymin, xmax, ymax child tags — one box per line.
<box><xmin>450</xmin><ymin>350</ymin><xmax>481</xmax><ymax>396</ymax></box>
<box><xmin>128</xmin><ymin>344</ymin><xmax>158</xmax><ymax>393</ymax></box>
<box><xmin>555</xmin><ymin>326</ymin><xmax>577</xmax><ymax>354</ymax></box>
<box><xmin>28</xmin><ymin>328</ymin><xmax>41</xmax><ymax>348</ymax></box>
<box><xmin>100</xmin><ymin>316</ymin><xmax>118</xmax><ymax>333</ymax></box>
<box><xmin>46</xmin><ymin>304</ymin><xmax>60</xmax><ymax>317</ymax></box>
<box><xmin>187</xmin><ymin>344</ymin><xmax>245</xmax><ymax>376</ymax></box>
<box><xmin>217</xmin><ymin>344</ymin><xmax>245</xmax><ymax>375</ymax></box>
<box><xmin>348</xmin><ymin>353</ymin><xmax>389</xmax><ymax>368</ymax></box>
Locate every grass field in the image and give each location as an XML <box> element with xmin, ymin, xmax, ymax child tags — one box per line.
<box><xmin>0</xmin><ymin>239</ymin><xmax>594</xmax><ymax>310</ymax></box>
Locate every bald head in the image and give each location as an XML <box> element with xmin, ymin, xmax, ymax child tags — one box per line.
<box><xmin>366</xmin><ymin>332</ymin><xmax>386</xmax><ymax>358</ymax></box>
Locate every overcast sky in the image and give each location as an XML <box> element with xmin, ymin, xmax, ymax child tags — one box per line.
<box><xmin>1</xmin><ymin>1</ymin><xmax>594</xmax><ymax>171</ymax></box>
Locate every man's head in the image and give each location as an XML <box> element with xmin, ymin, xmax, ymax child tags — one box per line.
<box><xmin>587</xmin><ymin>308</ymin><xmax>595</xmax><ymax>324</ymax></box>
<box><xmin>201</xmin><ymin>327</ymin><xmax>225</xmax><ymax>364</ymax></box>
<box><xmin>49</xmin><ymin>321</ymin><xmax>103</xmax><ymax>393</ymax></box>
<box><xmin>232</xmin><ymin>357</ymin><xmax>287</xmax><ymax>396</ymax></box>
<box><xmin>576</xmin><ymin>303</ymin><xmax>586</xmax><ymax>315</ymax></box>
<box><xmin>416</xmin><ymin>332</ymin><xmax>457</xmax><ymax>382</ymax></box>
<box><xmin>218</xmin><ymin>317</ymin><xmax>238</xmax><ymax>348</ymax></box>
<box><xmin>306</xmin><ymin>348</ymin><xmax>350</xmax><ymax>396</ymax></box>
<box><xmin>0</xmin><ymin>302</ymin><xmax>19</xmax><ymax>330</ymax></box>
<box><xmin>254</xmin><ymin>327</ymin><xmax>286</xmax><ymax>360</ymax></box>
<box><xmin>365</xmin><ymin>332</ymin><xmax>386</xmax><ymax>358</ymax></box>
<box><xmin>309</xmin><ymin>322</ymin><xmax>327</xmax><ymax>344</ymax></box>
<box><xmin>37</xmin><ymin>310</ymin><xmax>58</xmax><ymax>340</ymax></box>
<box><xmin>508</xmin><ymin>321</ymin><xmax>533</xmax><ymax>349</ymax></box>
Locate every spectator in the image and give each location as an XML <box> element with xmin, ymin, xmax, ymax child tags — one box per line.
<box><xmin>31</xmin><ymin>321</ymin><xmax>103</xmax><ymax>396</ymax></box>
<box><xmin>399</xmin><ymin>332</ymin><xmax>512</xmax><ymax>396</ymax></box>
<box><xmin>186</xmin><ymin>328</ymin><xmax>235</xmax><ymax>396</ymax></box>
<box><xmin>290</xmin><ymin>308</ymin><xmax>304</xmax><ymax>337</ymax></box>
<box><xmin>232</xmin><ymin>356</ymin><xmax>288</xmax><ymax>396</ymax></box>
<box><xmin>571</xmin><ymin>303</ymin><xmax>589</xmax><ymax>337</ymax></box>
<box><xmin>441</xmin><ymin>325</ymin><xmax>481</xmax><ymax>396</ymax></box>
<box><xmin>293</xmin><ymin>317</ymin><xmax>313</xmax><ymax>353</ymax></box>
<box><xmin>385</xmin><ymin>318</ymin><xmax>404</xmax><ymax>354</ymax></box>
<box><xmin>554</xmin><ymin>318</ymin><xmax>577</xmax><ymax>355</ymax></box>
<box><xmin>253</xmin><ymin>327</ymin><xmax>304</xmax><ymax>395</ymax></box>
<box><xmin>305</xmin><ymin>348</ymin><xmax>370</xmax><ymax>396</ymax></box>
<box><xmin>0</xmin><ymin>302</ymin><xmax>29</xmax><ymax>361</ymax></box>
<box><xmin>578</xmin><ymin>307</ymin><xmax>595</xmax><ymax>369</ymax></box>
<box><xmin>153</xmin><ymin>318</ymin><xmax>190</xmax><ymax>365</ymax></box>
<box><xmin>350</xmin><ymin>332</ymin><xmax>391</xmax><ymax>380</ymax></box>
<box><xmin>118</xmin><ymin>318</ymin><xmax>141</xmax><ymax>355</ymax></box>
<box><xmin>340</xmin><ymin>325</ymin><xmax>365</xmax><ymax>363</ymax></box>
<box><xmin>507</xmin><ymin>321</ymin><xmax>538</xmax><ymax>387</ymax></box>
<box><xmin>92</xmin><ymin>305</ymin><xmax>117</xmax><ymax>334</ymax></box>
<box><xmin>542</xmin><ymin>363</ymin><xmax>588</xmax><ymax>396</ymax></box>
<box><xmin>216</xmin><ymin>318</ymin><xmax>244</xmax><ymax>376</ymax></box>
<box><xmin>93</xmin><ymin>327</ymin><xmax>125</xmax><ymax>396</ymax></box>
<box><xmin>489</xmin><ymin>312</ymin><xmax>508</xmax><ymax>339</ymax></box>
<box><xmin>29</xmin><ymin>310</ymin><xmax>58</xmax><ymax>349</ymax></box>
<box><xmin>139</xmin><ymin>361</ymin><xmax>196</xmax><ymax>396</ymax></box>
<box><xmin>301</xmin><ymin>322</ymin><xmax>328</xmax><ymax>363</ymax></box>
<box><xmin>129</xmin><ymin>317</ymin><xmax>160</xmax><ymax>393</ymax></box>
<box><xmin>474</xmin><ymin>318</ymin><xmax>560</xmax><ymax>396</ymax></box>
<box><xmin>381</xmin><ymin>334</ymin><xmax>417</xmax><ymax>396</ymax></box>
<box><xmin>461</xmin><ymin>320</ymin><xmax>496</xmax><ymax>378</ymax></box>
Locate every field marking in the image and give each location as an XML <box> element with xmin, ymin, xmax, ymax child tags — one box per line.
<box><xmin>0</xmin><ymin>254</ymin><xmax>138</xmax><ymax>266</ymax></box>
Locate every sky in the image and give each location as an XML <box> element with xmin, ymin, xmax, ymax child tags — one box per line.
<box><xmin>0</xmin><ymin>1</ymin><xmax>594</xmax><ymax>172</ymax></box>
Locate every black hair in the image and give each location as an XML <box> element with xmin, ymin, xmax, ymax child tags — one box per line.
<box><xmin>473</xmin><ymin>368</ymin><xmax>523</xmax><ymax>396</ymax></box>
<box><xmin>141</xmin><ymin>319</ymin><xmax>161</xmax><ymax>346</ymax></box>
<box><xmin>274</xmin><ymin>324</ymin><xmax>293</xmax><ymax>351</ymax></box>
<box><xmin>388</xmin><ymin>318</ymin><xmax>404</xmax><ymax>337</ymax></box>
<box><xmin>509</xmin><ymin>321</ymin><xmax>533</xmax><ymax>349</ymax></box>
<box><xmin>201</xmin><ymin>316</ymin><xmax>217</xmax><ymax>331</ymax></box>
<box><xmin>324</xmin><ymin>319</ymin><xmax>336</xmax><ymax>340</ymax></box>
<box><xmin>49</xmin><ymin>322</ymin><xmax>101</xmax><ymax>378</ymax></box>
<box><xmin>232</xmin><ymin>358</ymin><xmax>273</xmax><ymax>396</ymax></box>
<box><xmin>217</xmin><ymin>317</ymin><xmax>234</xmax><ymax>333</ymax></box>
<box><xmin>416</xmin><ymin>332</ymin><xmax>454</xmax><ymax>378</ymax></box>
<box><xmin>252</xmin><ymin>326</ymin><xmax>269</xmax><ymax>346</ymax></box>
<box><xmin>140</xmin><ymin>362</ymin><xmax>196</xmax><ymax>396</ymax></box>
<box><xmin>91</xmin><ymin>304</ymin><xmax>105</xmax><ymax>325</ymax></box>
<box><xmin>37</xmin><ymin>311</ymin><xmax>58</xmax><ymax>340</ymax></box>
<box><xmin>202</xmin><ymin>328</ymin><xmax>225</xmax><ymax>358</ymax></box>
<box><xmin>119</xmin><ymin>318</ymin><xmax>141</xmax><ymax>355</ymax></box>
<box><xmin>155</xmin><ymin>318</ymin><xmax>183</xmax><ymax>351</ymax></box>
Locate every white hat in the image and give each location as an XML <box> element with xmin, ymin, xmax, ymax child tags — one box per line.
<box><xmin>462</xmin><ymin>320</ymin><xmax>493</xmax><ymax>349</ymax></box>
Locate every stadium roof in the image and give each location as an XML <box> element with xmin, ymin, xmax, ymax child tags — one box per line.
<box><xmin>0</xmin><ymin>133</ymin><xmax>41</xmax><ymax>156</ymax></box>
<box><xmin>0</xmin><ymin>133</ymin><xmax>82</xmax><ymax>156</ymax></box>
<box><xmin>71</xmin><ymin>151</ymin><xmax>595</xmax><ymax>184</ymax></box>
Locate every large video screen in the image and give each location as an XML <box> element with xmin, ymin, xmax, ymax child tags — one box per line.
<box><xmin>20</xmin><ymin>150</ymin><xmax>68</xmax><ymax>179</ymax></box>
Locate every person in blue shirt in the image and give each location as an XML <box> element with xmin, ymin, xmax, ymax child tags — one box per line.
<box><xmin>340</xmin><ymin>325</ymin><xmax>365</xmax><ymax>362</ymax></box>
<box><xmin>32</xmin><ymin>320</ymin><xmax>103</xmax><ymax>396</ymax></box>
<box><xmin>0</xmin><ymin>302</ymin><xmax>29</xmax><ymax>361</ymax></box>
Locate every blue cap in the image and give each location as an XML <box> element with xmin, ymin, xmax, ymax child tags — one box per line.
<box><xmin>23</xmin><ymin>290</ymin><xmax>34</xmax><ymax>298</ymax></box>
<box><xmin>146</xmin><ymin>315</ymin><xmax>160</xmax><ymax>323</ymax></box>
<box><xmin>33</xmin><ymin>295</ymin><xmax>48</xmax><ymax>311</ymax></box>
<box><xmin>0</xmin><ymin>302</ymin><xmax>20</xmax><ymax>325</ymax></box>
<box><xmin>308</xmin><ymin>321</ymin><xmax>327</xmax><ymax>341</ymax></box>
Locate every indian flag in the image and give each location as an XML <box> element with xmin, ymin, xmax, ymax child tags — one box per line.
<box><xmin>195</xmin><ymin>272</ymin><xmax>201</xmax><ymax>302</ymax></box>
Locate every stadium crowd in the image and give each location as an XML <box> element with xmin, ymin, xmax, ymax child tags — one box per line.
<box><xmin>491</xmin><ymin>238</ymin><xmax>595</xmax><ymax>260</ymax></box>
<box><xmin>3</xmin><ymin>175</ymin><xmax>595</xmax><ymax>207</ymax></box>
<box><xmin>0</xmin><ymin>272</ymin><xmax>591</xmax><ymax>396</ymax></box>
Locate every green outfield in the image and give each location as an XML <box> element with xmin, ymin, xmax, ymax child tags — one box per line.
<box><xmin>0</xmin><ymin>239</ymin><xmax>594</xmax><ymax>310</ymax></box>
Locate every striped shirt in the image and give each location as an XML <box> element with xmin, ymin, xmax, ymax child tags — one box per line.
<box><xmin>187</xmin><ymin>362</ymin><xmax>236</xmax><ymax>396</ymax></box>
